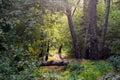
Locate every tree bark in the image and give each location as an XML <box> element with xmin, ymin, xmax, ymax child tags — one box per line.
<box><xmin>66</xmin><ymin>8</ymin><xmax>80</xmax><ymax>59</ymax></box>
<box><xmin>88</xmin><ymin>0</ymin><xmax>100</xmax><ymax>59</ymax></box>
<box><xmin>40</xmin><ymin>61</ymin><xmax>69</xmax><ymax>66</ymax></box>
<box><xmin>39</xmin><ymin>32</ymin><xmax>45</xmax><ymax>61</ymax></box>
<box><xmin>45</xmin><ymin>41</ymin><xmax>49</xmax><ymax>61</ymax></box>
<box><xmin>99</xmin><ymin>0</ymin><xmax>110</xmax><ymax>52</ymax></box>
<box><xmin>58</xmin><ymin>45</ymin><xmax>63</xmax><ymax>59</ymax></box>
<box><xmin>82</xmin><ymin>0</ymin><xmax>89</xmax><ymax>58</ymax></box>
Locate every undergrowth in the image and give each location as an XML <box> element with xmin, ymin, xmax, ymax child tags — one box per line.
<box><xmin>38</xmin><ymin>60</ymin><xmax>114</xmax><ymax>80</ymax></box>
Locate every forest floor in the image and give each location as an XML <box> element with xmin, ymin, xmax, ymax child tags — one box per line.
<box><xmin>38</xmin><ymin>52</ymin><xmax>114</xmax><ymax>80</ymax></box>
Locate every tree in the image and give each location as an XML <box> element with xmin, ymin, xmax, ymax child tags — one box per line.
<box><xmin>58</xmin><ymin>45</ymin><xmax>63</xmax><ymax>59</ymax></box>
<box><xmin>99</xmin><ymin>0</ymin><xmax>111</xmax><ymax>52</ymax></box>
<box><xmin>66</xmin><ymin>7</ymin><xmax>80</xmax><ymax>59</ymax></box>
<box><xmin>88</xmin><ymin>0</ymin><xmax>100</xmax><ymax>59</ymax></box>
<box><xmin>82</xmin><ymin>0</ymin><xmax>89</xmax><ymax>58</ymax></box>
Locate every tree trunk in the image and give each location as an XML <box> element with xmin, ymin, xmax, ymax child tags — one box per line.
<box><xmin>45</xmin><ymin>41</ymin><xmax>49</xmax><ymax>61</ymax></box>
<box><xmin>88</xmin><ymin>0</ymin><xmax>100</xmax><ymax>59</ymax></box>
<box><xmin>66</xmin><ymin>8</ymin><xmax>80</xmax><ymax>59</ymax></box>
<box><xmin>39</xmin><ymin>32</ymin><xmax>45</xmax><ymax>61</ymax></box>
<box><xmin>99</xmin><ymin>0</ymin><xmax>110</xmax><ymax>52</ymax></box>
<box><xmin>58</xmin><ymin>45</ymin><xmax>63</xmax><ymax>59</ymax></box>
<box><xmin>82</xmin><ymin>0</ymin><xmax>89</xmax><ymax>58</ymax></box>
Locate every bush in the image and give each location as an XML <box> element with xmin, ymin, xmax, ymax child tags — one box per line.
<box><xmin>107</xmin><ymin>56</ymin><xmax>120</xmax><ymax>72</ymax></box>
<box><xmin>69</xmin><ymin>64</ymin><xmax>84</xmax><ymax>72</ymax></box>
<box><xmin>63</xmin><ymin>64</ymin><xmax>84</xmax><ymax>80</ymax></box>
<box><xmin>98</xmin><ymin>73</ymin><xmax>120</xmax><ymax>80</ymax></box>
<box><xmin>106</xmin><ymin>39</ymin><xmax>120</xmax><ymax>55</ymax></box>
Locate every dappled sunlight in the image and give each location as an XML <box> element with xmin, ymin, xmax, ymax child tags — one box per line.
<box><xmin>0</xmin><ymin>0</ymin><xmax>120</xmax><ymax>80</ymax></box>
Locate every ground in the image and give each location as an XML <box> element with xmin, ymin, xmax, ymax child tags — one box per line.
<box><xmin>37</xmin><ymin>52</ymin><xmax>114</xmax><ymax>80</ymax></box>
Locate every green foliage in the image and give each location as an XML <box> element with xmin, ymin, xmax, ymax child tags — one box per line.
<box><xmin>0</xmin><ymin>0</ymin><xmax>120</xmax><ymax>79</ymax></box>
<box><xmin>107</xmin><ymin>56</ymin><xmax>120</xmax><ymax>72</ymax></box>
<box><xmin>105</xmin><ymin>4</ymin><xmax>120</xmax><ymax>55</ymax></box>
<box><xmin>78</xmin><ymin>61</ymin><xmax>113</xmax><ymax>80</ymax></box>
<box><xmin>97</xmin><ymin>0</ymin><xmax>120</xmax><ymax>56</ymax></box>
<box><xmin>60</xmin><ymin>60</ymin><xmax>113</xmax><ymax>80</ymax></box>
<box><xmin>69</xmin><ymin>64</ymin><xmax>84</xmax><ymax>80</ymax></box>
<box><xmin>0</xmin><ymin>0</ymin><xmax>72</xmax><ymax>79</ymax></box>
<box><xmin>26</xmin><ymin>60</ymin><xmax>113</xmax><ymax>80</ymax></box>
<box><xmin>33</xmin><ymin>69</ymin><xmax>63</xmax><ymax>80</ymax></box>
<box><xmin>69</xmin><ymin>64</ymin><xmax>84</xmax><ymax>72</ymax></box>
<box><xmin>106</xmin><ymin>39</ymin><xmax>120</xmax><ymax>55</ymax></box>
<box><xmin>40</xmin><ymin>73</ymin><xmax>63</xmax><ymax>80</ymax></box>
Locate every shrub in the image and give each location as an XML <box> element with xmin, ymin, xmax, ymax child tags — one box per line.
<box><xmin>98</xmin><ymin>73</ymin><xmax>120</xmax><ymax>80</ymax></box>
<box><xmin>107</xmin><ymin>56</ymin><xmax>120</xmax><ymax>72</ymax></box>
<box><xmin>69</xmin><ymin>64</ymin><xmax>84</xmax><ymax>72</ymax></box>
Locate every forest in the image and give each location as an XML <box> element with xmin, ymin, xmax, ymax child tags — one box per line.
<box><xmin>0</xmin><ymin>0</ymin><xmax>120</xmax><ymax>80</ymax></box>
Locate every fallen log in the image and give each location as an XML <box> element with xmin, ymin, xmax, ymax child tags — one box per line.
<box><xmin>40</xmin><ymin>60</ymin><xmax>69</xmax><ymax>66</ymax></box>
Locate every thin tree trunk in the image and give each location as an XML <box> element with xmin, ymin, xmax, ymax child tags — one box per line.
<box><xmin>99</xmin><ymin>0</ymin><xmax>110</xmax><ymax>52</ymax></box>
<box><xmin>88</xmin><ymin>0</ymin><xmax>100</xmax><ymax>59</ymax></box>
<box><xmin>39</xmin><ymin>9</ymin><xmax>45</xmax><ymax>61</ymax></box>
<box><xmin>58</xmin><ymin>45</ymin><xmax>63</xmax><ymax>59</ymax></box>
<box><xmin>82</xmin><ymin>0</ymin><xmax>89</xmax><ymax>58</ymax></box>
<box><xmin>66</xmin><ymin>8</ymin><xmax>80</xmax><ymax>59</ymax></box>
<box><xmin>39</xmin><ymin>31</ymin><xmax>45</xmax><ymax>61</ymax></box>
<box><xmin>45</xmin><ymin>41</ymin><xmax>49</xmax><ymax>61</ymax></box>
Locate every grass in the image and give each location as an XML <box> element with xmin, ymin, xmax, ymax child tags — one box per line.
<box><xmin>35</xmin><ymin>60</ymin><xmax>114</xmax><ymax>80</ymax></box>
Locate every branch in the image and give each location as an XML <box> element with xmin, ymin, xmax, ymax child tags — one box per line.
<box><xmin>72</xmin><ymin>0</ymin><xmax>81</xmax><ymax>17</ymax></box>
